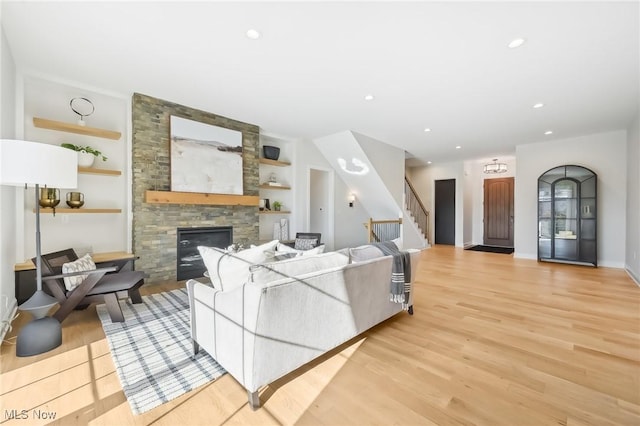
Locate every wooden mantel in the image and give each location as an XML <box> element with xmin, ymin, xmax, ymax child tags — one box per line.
<box><xmin>145</xmin><ymin>190</ymin><xmax>259</xmax><ymax>206</ymax></box>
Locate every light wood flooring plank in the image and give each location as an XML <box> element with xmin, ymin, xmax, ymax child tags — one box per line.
<box><xmin>1</xmin><ymin>245</ymin><xmax>638</xmax><ymax>425</ymax></box>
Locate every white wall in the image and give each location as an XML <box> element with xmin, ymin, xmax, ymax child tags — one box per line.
<box><xmin>21</xmin><ymin>76</ymin><xmax>129</xmax><ymax>258</ymax></box>
<box><xmin>626</xmin><ymin>116</ymin><xmax>639</xmax><ymax>283</ymax></box>
<box><xmin>294</xmin><ymin>139</ymin><xmax>369</xmax><ymax>250</ymax></box>
<box><xmin>515</xmin><ymin>130</ymin><xmax>627</xmax><ymax>267</ymax></box>
<box><xmin>1</xmin><ymin>19</ymin><xmax>18</xmax><ymax>340</ymax></box>
<box><xmin>314</xmin><ymin>131</ymin><xmax>402</xmax><ymax>221</ymax></box>
<box><xmin>353</xmin><ymin>131</ymin><xmax>405</xmax><ymax>209</ymax></box>
<box><xmin>462</xmin><ymin>163</ymin><xmax>473</xmax><ymax>246</ymax></box>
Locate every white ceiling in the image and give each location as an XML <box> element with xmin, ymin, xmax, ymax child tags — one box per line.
<box><xmin>2</xmin><ymin>1</ymin><xmax>638</xmax><ymax>166</ymax></box>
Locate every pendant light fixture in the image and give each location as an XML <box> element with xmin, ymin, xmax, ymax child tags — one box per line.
<box><xmin>483</xmin><ymin>158</ymin><xmax>508</xmax><ymax>174</ymax></box>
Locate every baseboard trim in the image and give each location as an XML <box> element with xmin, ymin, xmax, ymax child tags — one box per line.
<box><xmin>1</xmin><ymin>298</ymin><xmax>18</xmax><ymax>345</ymax></box>
<box><xmin>597</xmin><ymin>260</ymin><xmax>625</xmax><ymax>268</ymax></box>
<box><xmin>626</xmin><ymin>267</ymin><xmax>640</xmax><ymax>287</ymax></box>
<box><xmin>514</xmin><ymin>252</ymin><xmax>537</xmax><ymax>260</ymax></box>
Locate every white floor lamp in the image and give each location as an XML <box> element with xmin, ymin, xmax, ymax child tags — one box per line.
<box><xmin>0</xmin><ymin>139</ymin><xmax>78</xmax><ymax>357</ymax></box>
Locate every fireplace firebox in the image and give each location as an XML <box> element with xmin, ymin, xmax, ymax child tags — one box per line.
<box><xmin>177</xmin><ymin>226</ymin><xmax>232</xmax><ymax>281</ymax></box>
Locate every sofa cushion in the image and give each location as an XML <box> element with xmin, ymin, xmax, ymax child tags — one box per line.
<box><xmin>199</xmin><ymin>240</ymin><xmax>279</xmax><ymax>291</ymax></box>
<box><xmin>61</xmin><ymin>253</ymin><xmax>96</xmax><ymax>291</ymax></box>
<box><xmin>274</xmin><ymin>242</ymin><xmax>325</xmax><ymax>259</ymax></box>
<box><xmin>303</xmin><ymin>244</ymin><xmax>325</xmax><ymax>256</ymax></box>
<box><xmin>294</xmin><ymin>237</ymin><xmax>318</xmax><ymax>250</ymax></box>
<box><xmin>249</xmin><ymin>252</ymin><xmax>349</xmax><ymax>285</ymax></box>
<box><xmin>349</xmin><ymin>245</ymin><xmax>385</xmax><ymax>263</ymax></box>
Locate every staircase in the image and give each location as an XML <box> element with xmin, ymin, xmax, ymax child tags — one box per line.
<box><xmin>313</xmin><ymin>131</ymin><xmax>429</xmax><ymax>249</ymax></box>
<box><xmin>404</xmin><ymin>177</ymin><xmax>430</xmax><ymax>247</ymax></box>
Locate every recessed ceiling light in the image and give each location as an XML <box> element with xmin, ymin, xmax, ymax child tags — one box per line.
<box><xmin>364</xmin><ymin>94</ymin><xmax>375</xmax><ymax>101</ymax></box>
<box><xmin>455</xmin><ymin>146</ymin><xmax>462</xmax><ymax>150</ymax></box>
<box><xmin>508</xmin><ymin>38</ymin><xmax>526</xmax><ymax>49</ymax></box>
<box><xmin>533</xmin><ymin>103</ymin><xmax>544</xmax><ymax>109</ymax></box>
<box><xmin>545</xmin><ymin>130</ymin><xmax>553</xmax><ymax>135</ymax></box>
<box><xmin>246</xmin><ymin>29</ymin><xmax>261</xmax><ymax>40</ymax></box>
<box><xmin>427</xmin><ymin>161</ymin><xmax>432</xmax><ymax>164</ymax></box>
<box><xmin>424</xmin><ymin>128</ymin><xmax>432</xmax><ymax>132</ymax></box>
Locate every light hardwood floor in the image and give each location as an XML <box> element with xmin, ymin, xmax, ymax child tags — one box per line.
<box><xmin>1</xmin><ymin>245</ymin><xmax>639</xmax><ymax>425</ymax></box>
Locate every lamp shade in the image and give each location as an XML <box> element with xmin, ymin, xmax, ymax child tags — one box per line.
<box><xmin>0</xmin><ymin>139</ymin><xmax>77</xmax><ymax>188</ymax></box>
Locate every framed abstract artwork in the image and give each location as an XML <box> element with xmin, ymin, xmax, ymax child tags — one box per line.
<box><xmin>170</xmin><ymin>115</ymin><xmax>243</xmax><ymax>194</ymax></box>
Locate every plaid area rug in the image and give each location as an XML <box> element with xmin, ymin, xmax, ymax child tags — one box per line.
<box><xmin>97</xmin><ymin>288</ymin><xmax>225</xmax><ymax>415</ymax></box>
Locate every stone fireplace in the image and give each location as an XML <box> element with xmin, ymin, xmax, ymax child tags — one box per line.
<box><xmin>132</xmin><ymin>93</ymin><xmax>259</xmax><ymax>282</ymax></box>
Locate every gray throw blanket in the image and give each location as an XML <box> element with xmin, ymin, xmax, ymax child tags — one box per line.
<box><xmin>372</xmin><ymin>241</ymin><xmax>411</xmax><ymax>310</ymax></box>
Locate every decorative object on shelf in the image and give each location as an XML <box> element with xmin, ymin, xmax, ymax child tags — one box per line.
<box><xmin>483</xmin><ymin>158</ymin><xmax>508</xmax><ymax>174</ymax></box>
<box><xmin>259</xmin><ymin>199</ymin><xmax>266</xmax><ymax>211</ymax></box>
<box><xmin>263</xmin><ymin>145</ymin><xmax>280</xmax><ymax>161</ymax></box>
<box><xmin>39</xmin><ymin>187</ymin><xmax>60</xmax><ymax>208</ymax></box>
<box><xmin>348</xmin><ymin>193</ymin><xmax>356</xmax><ymax>208</ymax></box>
<box><xmin>0</xmin><ymin>139</ymin><xmax>77</xmax><ymax>357</ymax></box>
<box><xmin>273</xmin><ymin>218</ymin><xmax>289</xmax><ymax>240</ymax></box>
<box><xmin>78</xmin><ymin>152</ymin><xmax>95</xmax><ymax>167</ymax></box>
<box><xmin>70</xmin><ymin>97</ymin><xmax>95</xmax><ymax>127</ymax></box>
<box><xmin>272</xmin><ymin>201</ymin><xmax>282</xmax><ymax>211</ymax></box>
<box><xmin>226</xmin><ymin>243</ymin><xmax>245</xmax><ymax>253</ymax></box>
<box><xmin>66</xmin><ymin>191</ymin><xmax>85</xmax><ymax>208</ymax></box>
<box><xmin>170</xmin><ymin>115</ymin><xmax>243</xmax><ymax>195</ymax></box>
<box><xmin>61</xmin><ymin>142</ymin><xmax>107</xmax><ymax>167</ymax></box>
<box><xmin>263</xmin><ymin>198</ymin><xmax>270</xmax><ymax>211</ymax></box>
<box><xmin>262</xmin><ymin>171</ymin><xmax>285</xmax><ymax>187</ymax></box>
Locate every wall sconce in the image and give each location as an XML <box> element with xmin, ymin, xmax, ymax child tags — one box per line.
<box><xmin>348</xmin><ymin>193</ymin><xmax>356</xmax><ymax>208</ymax></box>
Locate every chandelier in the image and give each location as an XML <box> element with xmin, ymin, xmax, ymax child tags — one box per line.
<box><xmin>483</xmin><ymin>159</ymin><xmax>508</xmax><ymax>174</ymax></box>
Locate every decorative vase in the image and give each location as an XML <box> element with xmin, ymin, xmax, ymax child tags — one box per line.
<box><xmin>39</xmin><ymin>188</ymin><xmax>60</xmax><ymax>208</ymax></box>
<box><xmin>78</xmin><ymin>152</ymin><xmax>95</xmax><ymax>167</ymax></box>
<box><xmin>66</xmin><ymin>192</ymin><xmax>84</xmax><ymax>208</ymax></box>
<box><xmin>263</xmin><ymin>145</ymin><xmax>280</xmax><ymax>161</ymax></box>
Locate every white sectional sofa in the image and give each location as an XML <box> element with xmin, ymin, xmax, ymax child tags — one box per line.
<box><xmin>186</xmin><ymin>244</ymin><xmax>421</xmax><ymax>409</ymax></box>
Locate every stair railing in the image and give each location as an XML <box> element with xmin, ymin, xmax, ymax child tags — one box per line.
<box><xmin>366</xmin><ymin>217</ymin><xmax>402</xmax><ymax>243</ymax></box>
<box><xmin>404</xmin><ymin>176</ymin><xmax>429</xmax><ymax>242</ymax></box>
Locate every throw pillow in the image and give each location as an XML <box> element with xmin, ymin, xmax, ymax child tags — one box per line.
<box><xmin>249</xmin><ymin>252</ymin><xmax>349</xmax><ymax>285</ymax></box>
<box><xmin>199</xmin><ymin>239</ymin><xmax>279</xmax><ymax>291</ymax></box>
<box><xmin>271</xmin><ymin>242</ymin><xmax>325</xmax><ymax>261</ymax></box>
<box><xmin>273</xmin><ymin>252</ymin><xmax>299</xmax><ymax>261</ymax></box>
<box><xmin>391</xmin><ymin>237</ymin><xmax>403</xmax><ymax>251</ymax></box>
<box><xmin>294</xmin><ymin>237</ymin><xmax>318</xmax><ymax>250</ymax></box>
<box><xmin>275</xmin><ymin>242</ymin><xmax>300</xmax><ymax>254</ymax></box>
<box><xmin>348</xmin><ymin>245</ymin><xmax>385</xmax><ymax>263</ymax></box>
<box><xmin>61</xmin><ymin>253</ymin><xmax>96</xmax><ymax>291</ymax></box>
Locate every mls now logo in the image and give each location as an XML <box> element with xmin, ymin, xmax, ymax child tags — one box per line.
<box><xmin>4</xmin><ymin>410</ymin><xmax>28</xmax><ymax>420</ymax></box>
<box><xmin>4</xmin><ymin>409</ymin><xmax>57</xmax><ymax>420</ymax></box>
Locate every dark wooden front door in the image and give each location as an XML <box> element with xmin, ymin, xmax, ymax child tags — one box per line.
<box><xmin>484</xmin><ymin>177</ymin><xmax>514</xmax><ymax>247</ymax></box>
<box><xmin>435</xmin><ymin>179</ymin><xmax>456</xmax><ymax>245</ymax></box>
